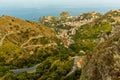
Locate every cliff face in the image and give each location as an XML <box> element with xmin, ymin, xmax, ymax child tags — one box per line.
<box><xmin>80</xmin><ymin>32</ymin><xmax>120</xmax><ymax>80</ymax></box>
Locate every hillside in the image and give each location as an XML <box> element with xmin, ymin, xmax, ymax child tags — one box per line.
<box><xmin>0</xmin><ymin>16</ymin><xmax>55</xmax><ymax>37</ymax></box>
<box><xmin>0</xmin><ymin>16</ymin><xmax>58</xmax><ymax>79</ymax></box>
<box><xmin>0</xmin><ymin>9</ymin><xmax>120</xmax><ymax>80</ymax></box>
<box><xmin>80</xmin><ymin>30</ymin><xmax>120</xmax><ymax>80</ymax></box>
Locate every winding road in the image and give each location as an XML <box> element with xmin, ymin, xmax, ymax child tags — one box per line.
<box><xmin>10</xmin><ymin>63</ymin><xmax>41</xmax><ymax>74</ymax></box>
<box><xmin>65</xmin><ymin>56</ymin><xmax>80</xmax><ymax>77</ymax></box>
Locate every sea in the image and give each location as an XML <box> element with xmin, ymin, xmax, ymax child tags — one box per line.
<box><xmin>0</xmin><ymin>6</ymin><xmax>120</xmax><ymax>22</ymax></box>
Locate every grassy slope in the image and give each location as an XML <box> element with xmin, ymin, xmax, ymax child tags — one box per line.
<box><xmin>0</xmin><ymin>16</ymin><xmax>58</xmax><ymax>80</ymax></box>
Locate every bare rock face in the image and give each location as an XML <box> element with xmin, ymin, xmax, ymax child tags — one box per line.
<box><xmin>80</xmin><ymin>32</ymin><xmax>120</xmax><ymax>80</ymax></box>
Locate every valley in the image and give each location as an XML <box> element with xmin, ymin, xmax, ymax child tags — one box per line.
<box><xmin>0</xmin><ymin>9</ymin><xmax>120</xmax><ymax>80</ymax></box>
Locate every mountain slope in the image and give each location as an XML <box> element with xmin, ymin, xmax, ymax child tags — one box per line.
<box><xmin>0</xmin><ymin>16</ymin><xmax>58</xmax><ymax>79</ymax></box>
<box><xmin>0</xmin><ymin>9</ymin><xmax>120</xmax><ymax>80</ymax></box>
<box><xmin>80</xmin><ymin>31</ymin><xmax>120</xmax><ymax>80</ymax></box>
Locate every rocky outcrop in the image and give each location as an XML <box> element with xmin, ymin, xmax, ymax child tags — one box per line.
<box><xmin>80</xmin><ymin>32</ymin><xmax>120</xmax><ymax>80</ymax></box>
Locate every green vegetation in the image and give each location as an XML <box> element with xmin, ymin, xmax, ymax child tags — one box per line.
<box><xmin>0</xmin><ymin>10</ymin><xmax>120</xmax><ymax>80</ymax></box>
<box><xmin>70</xmin><ymin>22</ymin><xmax>112</xmax><ymax>53</ymax></box>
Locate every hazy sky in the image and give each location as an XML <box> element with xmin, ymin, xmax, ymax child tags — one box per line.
<box><xmin>0</xmin><ymin>0</ymin><xmax>120</xmax><ymax>8</ymax></box>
